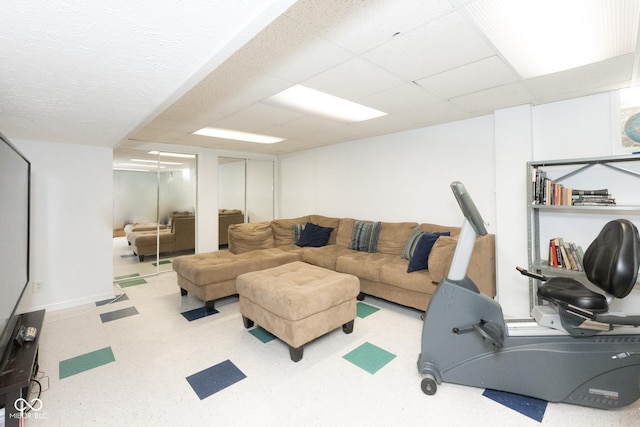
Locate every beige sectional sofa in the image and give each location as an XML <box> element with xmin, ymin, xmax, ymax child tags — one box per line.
<box><xmin>128</xmin><ymin>214</ymin><xmax>195</xmax><ymax>261</ymax></box>
<box><xmin>173</xmin><ymin>215</ymin><xmax>495</xmax><ymax>313</ymax></box>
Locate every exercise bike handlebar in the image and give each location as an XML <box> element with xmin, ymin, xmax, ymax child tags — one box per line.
<box><xmin>450</xmin><ymin>181</ymin><xmax>488</xmax><ymax>236</ymax></box>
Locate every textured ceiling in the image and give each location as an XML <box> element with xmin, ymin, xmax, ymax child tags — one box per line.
<box><xmin>1</xmin><ymin>0</ymin><xmax>297</xmax><ymax>146</ymax></box>
<box><xmin>4</xmin><ymin>1</ymin><xmax>640</xmax><ymax>157</ymax></box>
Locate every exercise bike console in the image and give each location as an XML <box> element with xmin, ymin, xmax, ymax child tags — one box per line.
<box><xmin>417</xmin><ymin>181</ymin><xmax>640</xmax><ymax>409</ymax></box>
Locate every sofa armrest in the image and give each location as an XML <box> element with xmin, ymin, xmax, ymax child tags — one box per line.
<box><xmin>428</xmin><ymin>234</ymin><xmax>496</xmax><ymax>297</ymax></box>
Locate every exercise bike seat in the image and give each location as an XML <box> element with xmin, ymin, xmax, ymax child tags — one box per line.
<box><xmin>538</xmin><ymin>277</ymin><xmax>608</xmax><ymax>313</ymax></box>
<box><xmin>536</xmin><ymin>219</ymin><xmax>640</xmax><ymax>335</ymax></box>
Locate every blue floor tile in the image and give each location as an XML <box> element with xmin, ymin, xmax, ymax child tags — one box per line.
<box><xmin>483</xmin><ymin>389</ymin><xmax>547</xmax><ymax>422</ymax></box>
<box><xmin>186</xmin><ymin>359</ymin><xmax>246</xmax><ymax>400</ymax></box>
<box><xmin>181</xmin><ymin>306</ymin><xmax>219</xmax><ymax>321</ymax></box>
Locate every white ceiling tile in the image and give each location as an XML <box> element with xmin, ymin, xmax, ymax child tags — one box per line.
<box><xmin>362</xmin><ymin>11</ymin><xmax>496</xmax><ymax>82</ymax></box>
<box><xmin>285</xmin><ymin>0</ymin><xmax>455</xmax><ymax>54</ymax></box>
<box><xmin>523</xmin><ymin>54</ymin><xmax>635</xmax><ymax>104</ymax></box>
<box><xmin>302</xmin><ymin>57</ymin><xmax>407</xmax><ymax>100</ymax></box>
<box><xmin>415</xmin><ymin>56</ymin><xmax>519</xmax><ymax>99</ymax></box>
<box><xmin>359</xmin><ymin>83</ymin><xmax>442</xmax><ymax>113</ymax></box>
<box><xmin>208</xmin><ymin>103</ymin><xmax>305</xmax><ymax>134</ymax></box>
<box><xmin>450</xmin><ymin>83</ymin><xmax>535</xmax><ymax>115</ymax></box>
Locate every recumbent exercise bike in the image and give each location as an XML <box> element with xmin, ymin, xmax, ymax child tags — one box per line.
<box><xmin>417</xmin><ymin>181</ymin><xmax>640</xmax><ymax>409</ymax></box>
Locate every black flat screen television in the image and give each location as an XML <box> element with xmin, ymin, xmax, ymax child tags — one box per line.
<box><xmin>0</xmin><ymin>131</ymin><xmax>31</xmax><ymax>373</ymax></box>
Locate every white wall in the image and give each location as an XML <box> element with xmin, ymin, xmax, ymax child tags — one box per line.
<box><xmin>279</xmin><ymin>115</ymin><xmax>497</xmax><ymax>229</ymax></box>
<box><xmin>14</xmin><ymin>140</ymin><xmax>114</xmax><ymax>312</ymax></box>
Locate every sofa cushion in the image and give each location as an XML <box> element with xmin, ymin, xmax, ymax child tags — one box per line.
<box><xmin>427</xmin><ymin>236</ymin><xmax>458</xmax><ymax>283</ymax></box>
<box><xmin>349</xmin><ymin>220</ymin><xmax>381</xmax><ymax>252</ymax></box>
<box><xmin>172</xmin><ymin>248</ymin><xmax>299</xmax><ymax>285</ymax></box>
<box><xmin>376</xmin><ymin>222</ymin><xmax>419</xmax><ymax>255</ymax></box>
<box><xmin>336</xmin><ymin>251</ymin><xmax>398</xmax><ymax>282</ymax></box>
<box><xmin>228</xmin><ymin>221</ymin><xmax>275</xmax><ymax>254</ymax></box>
<box><xmin>407</xmin><ymin>232</ymin><xmax>449</xmax><ymax>273</ymax></box>
<box><xmin>336</xmin><ymin>218</ymin><xmax>356</xmax><ymax>248</ymax></box>
<box><xmin>297</xmin><ymin>223</ymin><xmax>333</xmax><ymax>247</ymax></box>
<box><xmin>379</xmin><ymin>258</ymin><xmax>439</xmax><ymax>295</ymax></box>
<box><xmin>301</xmin><ymin>245</ymin><xmax>355</xmax><ymax>270</ymax></box>
<box><xmin>271</xmin><ymin>216</ymin><xmax>309</xmax><ymax>246</ymax></box>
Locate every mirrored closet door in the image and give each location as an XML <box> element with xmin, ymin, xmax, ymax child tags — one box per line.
<box><xmin>217</xmin><ymin>157</ymin><xmax>274</xmax><ymax>248</ymax></box>
<box><xmin>113</xmin><ymin>148</ymin><xmax>197</xmax><ymax>281</ymax></box>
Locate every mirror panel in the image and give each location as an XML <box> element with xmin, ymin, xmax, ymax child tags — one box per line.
<box><xmin>246</xmin><ymin>159</ymin><xmax>274</xmax><ymax>222</ymax></box>
<box><xmin>218</xmin><ymin>157</ymin><xmax>247</xmax><ymax>249</ymax></box>
<box><xmin>157</xmin><ymin>153</ymin><xmax>197</xmax><ymax>273</ymax></box>
<box><xmin>113</xmin><ymin>148</ymin><xmax>196</xmax><ymax>280</ymax></box>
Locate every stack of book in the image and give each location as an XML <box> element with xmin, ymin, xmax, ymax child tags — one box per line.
<box><xmin>571</xmin><ymin>189</ymin><xmax>616</xmax><ymax>206</ymax></box>
<box><xmin>531</xmin><ymin>169</ymin><xmax>616</xmax><ymax>206</ymax></box>
<box><xmin>548</xmin><ymin>237</ymin><xmax>584</xmax><ymax>271</ymax></box>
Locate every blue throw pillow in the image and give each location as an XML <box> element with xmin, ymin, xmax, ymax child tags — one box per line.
<box><xmin>407</xmin><ymin>232</ymin><xmax>448</xmax><ymax>273</ymax></box>
<box><xmin>296</xmin><ymin>222</ymin><xmax>333</xmax><ymax>247</ymax></box>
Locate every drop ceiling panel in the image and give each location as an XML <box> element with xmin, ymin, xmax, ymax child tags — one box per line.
<box><xmin>359</xmin><ymin>83</ymin><xmax>441</xmax><ymax>114</ymax></box>
<box><xmin>209</xmin><ymin>103</ymin><xmax>305</xmax><ymax>133</ymax></box>
<box><xmin>415</xmin><ymin>56</ymin><xmax>519</xmax><ymax>99</ymax></box>
<box><xmin>523</xmin><ymin>54</ymin><xmax>635</xmax><ymax>103</ymax></box>
<box><xmin>302</xmin><ymin>57</ymin><xmax>407</xmax><ymax>101</ymax></box>
<box><xmin>362</xmin><ymin>11</ymin><xmax>496</xmax><ymax>82</ymax></box>
<box><xmin>450</xmin><ymin>82</ymin><xmax>535</xmax><ymax>115</ymax></box>
<box><xmin>284</xmin><ymin>0</ymin><xmax>455</xmax><ymax>54</ymax></box>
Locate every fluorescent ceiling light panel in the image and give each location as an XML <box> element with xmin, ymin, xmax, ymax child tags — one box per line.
<box><xmin>465</xmin><ymin>0</ymin><xmax>640</xmax><ymax>79</ymax></box>
<box><xmin>118</xmin><ymin>163</ymin><xmax>165</xmax><ymax>169</ymax></box>
<box><xmin>267</xmin><ymin>85</ymin><xmax>387</xmax><ymax>122</ymax></box>
<box><xmin>148</xmin><ymin>151</ymin><xmax>196</xmax><ymax>158</ymax></box>
<box><xmin>193</xmin><ymin>127</ymin><xmax>284</xmax><ymax>144</ymax></box>
<box><xmin>113</xmin><ymin>167</ymin><xmax>151</xmax><ymax>172</ymax></box>
<box><xmin>131</xmin><ymin>158</ymin><xmax>182</xmax><ymax>165</ymax></box>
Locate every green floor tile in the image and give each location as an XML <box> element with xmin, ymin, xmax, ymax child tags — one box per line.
<box><xmin>249</xmin><ymin>327</ymin><xmax>276</xmax><ymax>343</ymax></box>
<box><xmin>357</xmin><ymin>302</ymin><xmax>380</xmax><ymax>318</ymax></box>
<box><xmin>343</xmin><ymin>342</ymin><xmax>396</xmax><ymax>374</ymax></box>
<box><xmin>152</xmin><ymin>260</ymin><xmax>172</xmax><ymax>266</ymax></box>
<box><xmin>119</xmin><ymin>278</ymin><xmax>147</xmax><ymax>288</ymax></box>
<box><xmin>59</xmin><ymin>347</ymin><xmax>115</xmax><ymax>379</ymax></box>
<box><xmin>114</xmin><ymin>273</ymin><xmax>140</xmax><ymax>280</ymax></box>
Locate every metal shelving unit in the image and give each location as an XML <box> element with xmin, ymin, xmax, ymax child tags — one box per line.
<box><xmin>526</xmin><ymin>155</ymin><xmax>640</xmax><ymax>311</ymax></box>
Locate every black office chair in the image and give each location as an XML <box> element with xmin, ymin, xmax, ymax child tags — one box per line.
<box><xmin>537</xmin><ymin>219</ymin><xmax>640</xmax><ymax>336</ymax></box>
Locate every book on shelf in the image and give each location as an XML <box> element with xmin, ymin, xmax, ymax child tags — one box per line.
<box><xmin>530</xmin><ymin>169</ymin><xmax>615</xmax><ymax>206</ymax></box>
<box><xmin>548</xmin><ymin>237</ymin><xmax>583</xmax><ymax>271</ymax></box>
<box><xmin>572</xmin><ymin>193</ymin><xmax>616</xmax><ymax>206</ymax></box>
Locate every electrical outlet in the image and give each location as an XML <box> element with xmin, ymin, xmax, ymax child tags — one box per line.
<box><xmin>33</xmin><ymin>281</ymin><xmax>43</xmax><ymax>292</ymax></box>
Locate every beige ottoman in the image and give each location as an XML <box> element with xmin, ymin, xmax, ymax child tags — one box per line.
<box><xmin>236</xmin><ymin>261</ymin><xmax>360</xmax><ymax>362</ymax></box>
